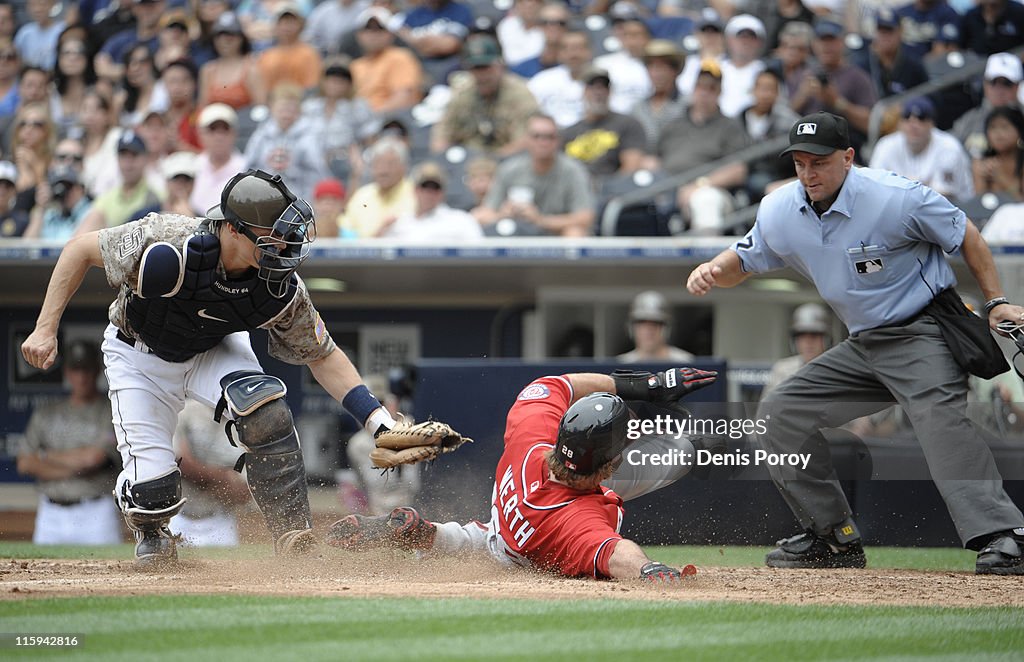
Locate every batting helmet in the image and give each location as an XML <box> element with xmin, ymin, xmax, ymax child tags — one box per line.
<box><xmin>554</xmin><ymin>393</ymin><xmax>630</xmax><ymax>474</ymax></box>
<box><xmin>208</xmin><ymin>169</ymin><xmax>315</xmax><ymax>298</ymax></box>
<box><xmin>791</xmin><ymin>303</ymin><xmax>829</xmax><ymax>335</ymax></box>
<box><xmin>627</xmin><ymin>291</ymin><xmax>672</xmax><ymax>340</ymax></box>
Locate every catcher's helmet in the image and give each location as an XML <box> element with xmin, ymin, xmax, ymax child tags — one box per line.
<box><xmin>554</xmin><ymin>393</ymin><xmax>630</xmax><ymax>475</ymax></box>
<box><xmin>208</xmin><ymin>169</ymin><xmax>315</xmax><ymax>298</ymax></box>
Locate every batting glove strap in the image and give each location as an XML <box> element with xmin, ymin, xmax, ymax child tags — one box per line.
<box><xmin>612</xmin><ymin>368</ymin><xmax>718</xmax><ymax>403</ymax></box>
<box><xmin>640</xmin><ymin>561</ymin><xmax>682</xmax><ymax>582</ymax></box>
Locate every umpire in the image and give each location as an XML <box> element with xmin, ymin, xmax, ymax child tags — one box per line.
<box><xmin>687</xmin><ymin>111</ymin><xmax>1024</xmax><ymax>575</ymax></box>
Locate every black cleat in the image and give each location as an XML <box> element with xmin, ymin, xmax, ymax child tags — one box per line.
<box><xmin>326</xmin><ymin>507</ymin><xmax>436</xmax><ymax>551</ymax></box>
<box><xmin>766</xmin><ymin>531</ymin><xmax>866</xmax><ymax>569</ymax></box>
<box><xmin>134</xmin><ymin>526</ymin><xmax>179</xmax><ymax>568</ymax></box>
<box><xmin>976</xmin><ymin>531</ymin><xmax>1024</xmax><ymax>575</ymax></box>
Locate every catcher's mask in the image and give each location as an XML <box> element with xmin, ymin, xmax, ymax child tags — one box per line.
<box><xmin>554</xmin><ymin>393</ymin><xmax>631</xmax><ymax>474</ymax></box>
<box><xmin>208</xmin><ymin>169</ymin><xmax>316</xmax><ymax>298</ymax></box>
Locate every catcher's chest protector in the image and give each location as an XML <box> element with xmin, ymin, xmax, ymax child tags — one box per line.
<box><xmin>126</xmin><ymin>225</ymin><xmax>297</xmax><ymax>362</ymax></box>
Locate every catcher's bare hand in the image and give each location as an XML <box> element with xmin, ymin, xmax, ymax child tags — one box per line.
<box><xmin>21</xmin><ymin>329</ymin><xmax>58</xmax><ymax>370</ymax></box>
<box><xmin>370</xmin><ymin>420</ymin><xmax>472</xmax><ymax>469</ymax></box>
<box><xmin>687</xmin><ymin>262</ymin><xmax>722</xmax><ymax>296</ymax></box>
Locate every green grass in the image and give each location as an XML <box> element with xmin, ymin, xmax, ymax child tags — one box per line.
<box><xmin>0</xmin><ymin>541</ymin><xmax>980</xmax><ymax>571</ymax></box>
<box><xmin>0</xmin><ymin>544</ymin><xmax>1011</xmax><ymax>661</ymax></box>
<box><xmin>0</xmin><ymin>595</ymin><xmax>1022</xmax><ymax>662</ymax></box>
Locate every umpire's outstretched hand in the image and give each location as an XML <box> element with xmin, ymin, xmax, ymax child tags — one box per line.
<box><xmin>687</xmin><ymin>262</ymin><xmax>722</xmax><ymax>296</ymax></box>
<box><xmin>22</xmin><ymin>328</ymin><xmax>58</xmax><ymax>370</ymax></box>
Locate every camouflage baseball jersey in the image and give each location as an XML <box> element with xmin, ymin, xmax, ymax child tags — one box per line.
<box><xmin>18</xmin><ymin>397</ymin><xmax>119</xmax><ymax>502</ymax></box>
<box><xmin>438</xmin><ymin>73</ymin><xmax>539</xmax><ymax>152</ymax></box>
<box><xmin>97</xmin><ymin>213</ymin><xmax>336</xmax><ymax>365</ymax></box>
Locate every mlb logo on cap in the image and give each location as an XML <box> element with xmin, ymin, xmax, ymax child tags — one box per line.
<box><xmin>781</xmin><ymin>111</ymin><xmax>851</xmax><ymax>157</ymax></box>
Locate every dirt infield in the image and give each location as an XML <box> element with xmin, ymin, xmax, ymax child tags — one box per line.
<box><xmin>2</xmin><ymin>554</ymin><xmax>1022</xmax><ymax>606</ymax></box>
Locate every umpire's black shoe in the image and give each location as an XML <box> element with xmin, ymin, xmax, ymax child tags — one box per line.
<box><xmin>766</xmin><ymin>531</ymin><xmax>866</xmax><ymax>569</ymax></box>
<box><xmin>134</xmin><ymin>525</ymin><xmax>179</xmax><ymax>568</ymax></box>
<box><xmin>976</xmin><ymin>529</ymin><xmax>1024</xmax><ymax>575</ymax></box>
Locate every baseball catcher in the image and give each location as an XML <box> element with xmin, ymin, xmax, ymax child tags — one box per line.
<box><xmin>328</xmin><ymin>368</ymin><xmax>718</xmax><ymax>582</ymax></box>
<box><xmin>20</xmin><ymin>169</ymin><xmax>431</xmax><ymax>566</ymax></box>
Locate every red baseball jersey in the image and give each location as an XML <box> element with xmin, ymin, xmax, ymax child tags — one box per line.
<box><xmin>488</xmin><ymin>375</ymin><xmax>624</xmax><ymax>578</ymax></box>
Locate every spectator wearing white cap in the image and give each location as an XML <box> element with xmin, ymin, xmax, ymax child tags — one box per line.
<box><xmin>950</xmin><ymin>53</ymin><xmax>1024</xmax><ymax>159</ymax></box>
<box><xmin>0</xmin><ymin>160</ymin><xmax>28</xmax><ymax>237</ymax></box>
<box><xmin>191</xmin><ymin>104</ymin><xmax>247</xmax><ymax>214</ymax></box>
<box><xmin>158</xmin><ymin>151</ymin><xmax>198</xmax><ymax>216</ymax></box>
<box><xmin>719</xmin><ymin>14</ymin><xmax>767</xmax><ymax>118</ymax></box>
<box><xmin>953</xmin><ymin>52</ymin><xmax>1023</xmax><ymax>159</ymax></box>
<box><xmin>869</xmin><ymin>96</ymin><xmax>974</xmax><ymax>202</ymax></box>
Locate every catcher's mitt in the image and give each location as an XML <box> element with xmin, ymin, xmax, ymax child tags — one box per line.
<box><xmin>370</xmin><ymin>420</ymin><xmax>472</xmax><ymax>469</ymax></box>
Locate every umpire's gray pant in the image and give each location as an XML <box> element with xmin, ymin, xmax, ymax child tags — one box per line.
<box><xmin>758</xmin><ymin>316</ymin><xmax>1024</xmax><ymax>549</ymax></box>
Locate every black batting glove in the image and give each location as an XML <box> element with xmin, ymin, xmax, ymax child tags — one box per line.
<box><xmin>612</xmin><ymin>368</ymin><xmax>718</xmax><ymax>403</ymax></box>
<box><xmin>640</xmin><ymin>561</ymin><xmax>696</xmax><ymax>583</ymax></box>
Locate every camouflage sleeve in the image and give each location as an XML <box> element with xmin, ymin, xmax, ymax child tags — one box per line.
<box><xmin>97</xmin><ymin>213</ymin><xmax>197</xmax><ymax>290</ymax></box>
<box><xmin>17</xmin><ymin>408</ymin><xmax>45</xmax><ymax>455</ymax></box>
<box><xmin>265</xmin><ymin>278</ymin><xmax>337</xmax><ymax>365</ymax></box>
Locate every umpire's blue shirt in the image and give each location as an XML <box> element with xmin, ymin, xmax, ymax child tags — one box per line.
<box><xmin>732</xmin><ymin>166</ymin><xmax>966</xmax><ymax>334</ymax></box>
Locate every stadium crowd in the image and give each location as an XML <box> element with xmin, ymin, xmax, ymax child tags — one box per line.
<box><xmin>0</xmin><ymin>0</ymin><xmax>1021</xmax><ymax>240</ymax></box>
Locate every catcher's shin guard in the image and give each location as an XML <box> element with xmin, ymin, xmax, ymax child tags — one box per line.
<box><xmin>218</xmin><ymin>371</ymin><xmax>313</xmax><ymax>543</ymax></box>
<box><xmin>118</xmin><ymin>468</ymin><xmax>186</xmax><ymax>566</ymax></box>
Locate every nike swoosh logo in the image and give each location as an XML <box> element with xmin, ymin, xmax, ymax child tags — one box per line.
<box><xmin>198</xmin><ymin>308</ymin><xmax>229</xmax><ymax>323</ymax></box>
<box><xmin>245</xmin><ymin>381</ymin><xmax>264</xmax><ymax>393</ymax></box>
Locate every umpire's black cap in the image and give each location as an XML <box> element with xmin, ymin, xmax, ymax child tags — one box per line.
<box><xmin>780</xmin><ymin>111</ymin><xmax>851</xmax><ymax>157</ymax></box>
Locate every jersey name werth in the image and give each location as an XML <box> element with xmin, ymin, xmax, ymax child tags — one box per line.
<box><xmin>498</xmin><ymin>465</ymin><xmax>536</xmax><ymax>547</ymax></box>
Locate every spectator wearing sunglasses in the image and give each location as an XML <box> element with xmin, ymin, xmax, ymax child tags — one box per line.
<box><xmin>509</xmin><ymin>2</ymin><xmax>570</xmax><ymax>79</ymax></box>
<box><xmin>870</xmin><ymin>96</ymin><xmax>974</xmax><ymax>203</ymax></box>
<box><xmin>379</xmin><ymin>161</ymin><xmax>483</xmax><ymax>241</ymax></box>
<box><xmin>431</xmin><ymin>34</ymin><xmax>538</xmax><ymax>158</ymax></box>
